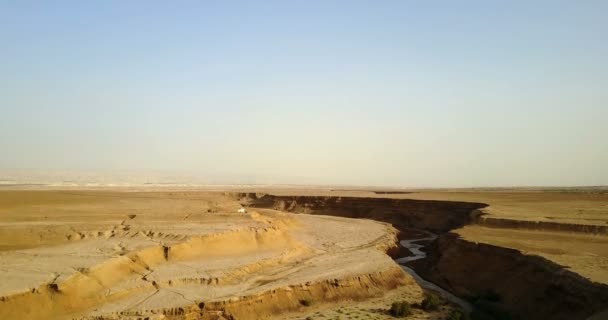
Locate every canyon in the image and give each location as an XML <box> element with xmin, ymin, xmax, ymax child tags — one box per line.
<box><xmin>0</xmin><ymin>188</ymin><xmax>606</xmax><ymax>319</ymax></box>
<box><xmin>242</xmin><ymin>190</ymin><xmax>608</xmax><ymax>320</ymax></box>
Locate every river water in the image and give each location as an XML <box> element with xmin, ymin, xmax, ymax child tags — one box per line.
<box><xmin>395</xmin><ymin>231</ymin><xmax>473</xmax><ymax>313</ymax></box>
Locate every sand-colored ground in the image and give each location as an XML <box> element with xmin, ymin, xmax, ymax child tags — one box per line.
<box><xmin>167</xmin><ymin>187</ymin><xmax>608</xmax><ymax>284</ymax></box>
<box><xmin>225</xmin><ymin>187</ymin><xmax>608</xmax><ymax>285</ymax></box>
<box><xmin>272</xmin><ymin>287</ymin><xmax>454</xmax><ymax>320</ymax></box>
<box><xmin>147</xmin><ymin>186</ymin><xmax>607</xmax><ymax>227</ymax></box>
<box><xmin>400</xmin><ymin>189</ymin><xmax>608</xmax><ymax>226</ymax></box>
<box><xmin>0</xmin><ymin>191</ymin><xmax>421</xmax><ymax>320</ymax></box>
<box><xmin>397</xmin><ymin>190</ymin><xmax>608</xmax><ymax>284</ymax></box>
<box><xmin>5</xmin><ymin>185</ymin><xmax>606</xmax><ymax>226</ymax></box>
<box><xmin>456</xmin><ymin>225</ymin><xmax>608</xmax><ymax>283</ymax></box>
<box><xmin>1</xmin><ymin>187</ymin><xmax>606</xmax><ymax>319</ymax></box>
<box><xmin>230</xmin><ymin>187</ymin><xmax>608</xmax><ymax>227</ymax></box>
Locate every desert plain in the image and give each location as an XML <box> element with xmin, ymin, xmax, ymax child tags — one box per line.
<box><xmin>0</xmin><ymin>187</ymin><xmax>606</xmax><ymax>320</ymax></box>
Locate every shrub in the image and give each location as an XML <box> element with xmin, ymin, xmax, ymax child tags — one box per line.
<box><xmin>47</xmin><ymin>283</ymin><xmax>59</xmax><ymax>292</ymax></box>
<box><xmin>447</xmin><ymin>309</ymin><xmax>466</xmax><ymax>320</ymax></box>
<box><xmin>421</xmin><ymin>294</ymin><xmax>440</xmax><ymax>311</ymax></box>
<box><xmin>299</xmin><ymin>298</ymin><xmax>312</xmax><ymax>306</ymax></box>
<box><xmin>466</xmin><ymin>291</ymin><xmax>516</xmax><ymax>320</ymax></box>
<box><xmin>389</xmin><ymin>301</ymin><xmax>412</xmax><ymax>317</ymax></box>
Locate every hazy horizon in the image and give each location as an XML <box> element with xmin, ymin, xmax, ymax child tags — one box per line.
<box><xmin>2</xmin><ymin>1</ymin><xmax>607</xmax><ymax>187</ymax></box>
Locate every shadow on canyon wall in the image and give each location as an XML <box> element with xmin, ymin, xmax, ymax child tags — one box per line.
<box><xmin>240</xmin><ymin>193</ymin><xmax>608</xmax><ymax>320</ymax></box>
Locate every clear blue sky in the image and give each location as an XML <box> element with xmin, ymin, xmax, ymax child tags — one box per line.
<box><xmin>1</xmin><ymin>1</ymin><xmax>606</xmax><ymax>187</ymax></box>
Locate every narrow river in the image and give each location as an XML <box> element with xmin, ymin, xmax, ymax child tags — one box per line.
<box><xmin>395</xmin><ymin>230</ymin><xmax>473</xmax><ymax>313</ymax></box>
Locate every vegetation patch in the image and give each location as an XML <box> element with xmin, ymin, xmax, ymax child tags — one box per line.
<box><xmin>389</xmin><ymin>301</ymin><xmax>412</xmax><ymax>317</ymax></box>
<box><xmin>420</xmin><ymin>294</ymin><xmax>440</xmax><ymax>311</ymax></box>
<box><xmin>447</xmin><ymin>309</ymin><xmax>466</xmax><ymax>320</ymax></box>
<box><xmin>299</xmin><ymin>298</ymin><xmax>313</xmax><ymax>307</ymax></box>
<box><xmin>466</xmin><ymin>291</ymin><xmax>518</xmax><ymax>320</ymax></box>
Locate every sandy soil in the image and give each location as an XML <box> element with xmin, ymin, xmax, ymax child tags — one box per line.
<box><xmin>1</xmin><ymin>187</ymin><xmax>605</xmax><ymax>318</ymax></box>
<box><xmin>229</xmin><ymin>187</ymin><xmax>608</xmax><ymax>227</ymax></box>
<box><xmin>5</xmin><ymin>185</ymin><xmax>606</xmax><ymax>226</ymax></box>
<box><xmin>271</xmin><ymin>286</ymin><xmax>454</xmax><ymax>320</ymax></box>
<box><xmin>456</xmin><ymin>225</ymin><xmax>608</xmax><ymax>283</ymax></box>
<box><xmin>400</xmin><ymin>190</ymin><xmax>608</xmax><ymax>226</ymax></box>
<box><xmin>397</xmin><ymin>190</ymin><xmax>608</xmax><ymax>284</ymax></box>
<box><xmin>0</xmin><ymin>190</ymin><xmax>420</xmax><ymax>320</ymax></box>
<box><xmin>226</xmin><ymin>187</ymin><xmax>608</xmax><ymax>285</ymax></box>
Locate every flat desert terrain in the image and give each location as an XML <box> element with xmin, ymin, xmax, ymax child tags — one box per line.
<box><xmin>0</xmin><ymin>190</ymin><xmax>454</xmax><ymax>320</ymax></box>
<box><xmin>0</xmin><ymin>187</ymin><xmax>606</xmax><ymax>320</ymax></box>
<box><xmin>401</xmin><ymin>189</ymin><xmax>608</xmax><ymax>226</ymax></box>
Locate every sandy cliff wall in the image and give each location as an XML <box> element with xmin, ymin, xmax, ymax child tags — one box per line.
<box><xmin>476</xmin><ymin>215</ymin><xmax>608</xmax><ymax>235</ymax></box>
<box><xmin>202</xmin><ymin>266</ymin><xmax>411</xmax><ymax>320</ymax></box>
<box><xmin>414</xmin><ymin>233</ymin><xmax>608</xmax><ymax>320</ymax></box>
<box><xmin>74</xmin><ymin>264</ymin><xmax>412</xmax><ymax>320</ymax></box>
<box><xmin>240</xmin><ymin>193</ymin><xmax>486</xmax><ymax>233</ymax></box>
<box><xmin>244</xmin><ymin>193</ymin><xmax>608</xmax><ymax>320</ymax></box>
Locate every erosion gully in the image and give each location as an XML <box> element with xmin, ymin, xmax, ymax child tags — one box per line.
<box><xmin>241</xmin><ymin>193</ymin><xmax>608</xmax><ymax>320</ymax></box>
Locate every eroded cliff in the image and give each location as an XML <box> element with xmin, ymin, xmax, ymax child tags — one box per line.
<box><xmin>243</xmin><ymin>193</ymin><xmax>608</xmax><ymax>320</ymax></box>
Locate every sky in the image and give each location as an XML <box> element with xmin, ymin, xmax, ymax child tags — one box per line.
<box><xmin>1</xmin><ymin>1</ymin><xmax>607</xmax><ymax>187</ymax></box>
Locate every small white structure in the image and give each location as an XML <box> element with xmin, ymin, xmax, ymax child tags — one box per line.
<box><xmin>237</xmin><ymin>207</ymin><xmax>247</xmax><ymax>214</ymax></box>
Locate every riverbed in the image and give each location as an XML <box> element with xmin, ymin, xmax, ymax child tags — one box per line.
<box><xmin>396</xmin><ymin>230</ymin><xmax>472</xmax><ymax>313</ymax></box>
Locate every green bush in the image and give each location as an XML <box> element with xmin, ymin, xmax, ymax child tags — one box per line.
<box><xmin>389</xmin><ymin>301</ymin><xmax>412</xmax><ymax>317</ymax></box>
<box><xmin>447</xmin><ymin>309</ymin><xmax>466</xmax><ymax>320</ymax></box>
<box><xmin>421</xmin><ymin>294</ymin><xmax>440</xmax><ymax>311</ymax></box>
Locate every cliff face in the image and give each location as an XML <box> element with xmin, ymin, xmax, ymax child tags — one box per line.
<box><xmin>414</xmin><ymin>233</ymin><xmax>608</xmax><ymax>320</ymax></box>
<box><xmin>243</xmin><ymin>193</ymin><xmax>608</xmax><ymax>320</ymax></box>
<box><xmin>0</xmin><ymin>197</ymin><xmax>414</xmax><ymax>320</ymax></box>
<box><xmin>241</xmin><ymin>193</ymin><xmax>487</xmax><ymax>233</ymax></box>
<box><xmin>72</xmin><ymin>265</ymin><xmax>413</xmax><ymax>320</ymax></box>
<box><xmin>476</xmin><ymin>215</ymin><xmax>608</xmax><ymax>234</ymax></box>
<box><xmin>201</xmin><ymin>266</ymin><xmax>412</xmax><ymax>320</ymax></box>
